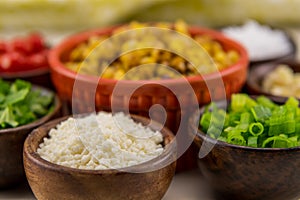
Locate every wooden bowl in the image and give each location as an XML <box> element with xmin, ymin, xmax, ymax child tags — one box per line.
<box><xmin>0</xmin><ymin>85</ymin><xmax>61</xmax><ymax>188</ymax></box>
<box><xmin>0</xmin><ymin>67</ymin><xmax>53</xmax><ymax>89</ymax></box>
<box><xmin>193</xmin><ymin>99</ymin><xmax>300</xmax><ymax>200</ymax></box>
<box><xmin>246</xmin><ymin>59</ymin><xmax>300</xmax><ymax>101</ymax></box>
<box><xmin>23</xmin><ymin>114</ymin><xmax>177</xmax><ymax>200</ymax></box>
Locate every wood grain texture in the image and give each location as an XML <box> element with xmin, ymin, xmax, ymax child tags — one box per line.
<box><xmin>23</xmin><ymin>114</ymin><xmax>177</xmax><ymax>200</ymax></box>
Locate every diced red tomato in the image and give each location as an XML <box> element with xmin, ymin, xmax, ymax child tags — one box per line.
<box><xmin>0</xmin><ymin>52</ymin><xmax>29</xmax><ymax>72</ymax></box>
<box><xmin>0</xmin><ymin>41</ymin><xmax>6</xmax><ymax>54</ymax></box>
<box><xmin>9</xmin><ymin>38</ymin><xmax>32</xmax><ymax>54</ymax></box>
<box><xmin>27</xmin><ymin>33</ymin><xmax>45</xmax><ymax>53</ymax></box>
<box><xmin>0</xmin><ymin>33</ymin><xmax>49</xmax><ymax>72</ymax></box>
<box><xmin>28</xmin><ymin>50</ymin><xmax>48</xmax><ymax>68</ymax></box>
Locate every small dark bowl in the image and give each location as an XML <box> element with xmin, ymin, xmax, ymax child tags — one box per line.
<box><xmin>23</xmin><ymin>114</ymin><xmax>176</xmax><ymax>200</ymax></box>
<box><xmin>246</xmin><ymin>59</ymin><xmax>300</xmax><ymax>101</ymax></box>
<box><xmin>0</xmin><ymin>85</ymin><xmax>61</xmax><ymax>188</ymax></box>
<box><xmin>0</xmin><ymin>67</ymin><xmax>53</xmax><ymax>89</ymax></box>
<box><xmin>193</xmin><ymin>99</ymin><xmax>300</xmax><ymax>200</ymax></box>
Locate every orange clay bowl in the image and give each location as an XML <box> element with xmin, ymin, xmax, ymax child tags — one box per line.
<box><xmin>48</xmin><ymin>25</ymin><xmax>248</xmax><ymax>171</ymax></box>
<box><xmin>23</xmin><ymin>114</ymin><xmax>176</xmax><ymax>200</ymax></box>
<box><xmin>0</xmin><ymin>85</ymin><xmax>61</xmax><ymax>188</ymax></box>
<box><xmin>49</xmin><ymin>24</ymin><xmax>248</xmax><ymax>129</ymax></box>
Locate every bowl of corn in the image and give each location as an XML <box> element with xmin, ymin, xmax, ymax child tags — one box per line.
<box><xmin>48</xmin><ymin>21</ymin><xmax>248</xmax><ymax>171</ymax></box>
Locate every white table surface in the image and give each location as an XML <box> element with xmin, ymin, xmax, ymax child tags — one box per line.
<box><xmin>0</xmin><ymin>169</ymin><xmax>215</xmax><ymax>200</ymax></box>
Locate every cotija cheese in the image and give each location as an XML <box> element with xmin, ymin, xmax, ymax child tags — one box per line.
<box><xmin>37</xmin><ymin>112</ymin><xmax>164</xmax><ymax>170</ymax></box>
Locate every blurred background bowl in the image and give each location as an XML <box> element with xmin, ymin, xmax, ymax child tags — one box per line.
<box><xmin>249</xmin><ymin>30</ymin><xmax>296</xmax><ymax>66</ymax></box>
<box><xmin>0</xmin><ymin>67</ymin><xmax>53</xmax><ymax>89</ymax></box>
<box><xmin>0</xmin><ymin>85</ymin><xmax>61</xmax><ymax>188</ymax></box>
<box><xmin>48</xmin><ymin>23</ymin><xmax>249</xmax><ymax>171</ymax></box>
<box><xmin>221</xmin><ymin>21</ymin><xmax>297</xmax><ymax>67</ymax></box>
<box><xmin>0</xmin><ymin>33</ymin><xmax>53</xmax><ymax>89</ymax></box>
<box><xmin>193</xmin><ymin>98</ymin><xmax>300</xmax><ymax>200</ymax></box>
<box><xmin>246</xmin><ymin>59</ymin><xmax>300</xmax><ymax>101</ymax></box>
<box><xmin>23</xmin><ymin>114</ymin><xmax>176</xmax><ymax>200</ymax></box>
<box><xmin>48</xmin><ymin>24</ymin><xmax>249</xmax><ymax>130</ymax></box>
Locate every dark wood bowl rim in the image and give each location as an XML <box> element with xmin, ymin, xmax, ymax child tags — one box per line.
<box><xmin>0</xmin><ymin>66</ymin><xmax>49</xmax><ymax>79</ymax></box>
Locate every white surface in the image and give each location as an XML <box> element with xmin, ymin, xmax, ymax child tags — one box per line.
<box><xmin>0</xmin><ymin>170</ymin><xmax>214</xmax><ymax>200</ymax></box>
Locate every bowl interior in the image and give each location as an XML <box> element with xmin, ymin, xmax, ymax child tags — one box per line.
<box><xmin>49</xmin><ymin>24</ymin><xmax>249</xmax><ymax>84</ymax></box>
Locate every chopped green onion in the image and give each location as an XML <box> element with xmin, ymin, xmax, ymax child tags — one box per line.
<box><xmin>227</xmin><ymin>130</ymin><xmax>246</xmax><ymax>146</ymax></box>
<box><xmin>249</xmin><ymin>122</ymin><xmax>264</xmax><ymax>136</ymax></box>
<box><xmin>285</xmin><ymin>97</ymin><xmax>299</xmax><ymax>108</ymax></box>
<box><xmin>231</xmin><ymin>93</ymin><xmax>257</xmax><ymax>112</ymax></box>
<box><xmin>251</xmin><ymin>105</ymin><xmax>271</xmax><ymax>123</ymax></box>
<box><xmin>268</xmin><ymin>112</ymin><xmax>295</xmax><ymax>136</ymax></box>
<box><xmin>256</xmin><ymin>96</ymin><xmax>276</xmax><ymax>109</ymax></box>
<box><xmin>199</xmin><ymin>94</ymin><xmax>300</xmax><ymax>148</ymax></box>
<box><xmin>248</xmin><ymin>136</ymin><xmax>258</xmax><ymax>147</ymax></box>
<box><xmin>200</xmin><ymin>112</ymin><xmax>211</xmax><ymax>133</ymax></box>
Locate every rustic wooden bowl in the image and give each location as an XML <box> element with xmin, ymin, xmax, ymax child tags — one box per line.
<box><xmin>193</xmin><ymin>99</ymin><xmax>300</xmax><ymax>200</ymax></box>
<box><xmin>0</xmin><ymin>85</ymin><xmax>61</xmax><ymax>188</ymax></box>
<box><xmin>0</xmin><ymin>67</ymin><xmax>53</xmax><ymax>89</ymax></box>
<box><xmin>23</xmin><ymin>114</ymin><xmax>177</xmax><ymax>200</ymax></box>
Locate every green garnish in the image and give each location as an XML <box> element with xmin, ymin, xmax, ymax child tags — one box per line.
<box><xmin>0</xmin><ymin>79</ymin><xmax>54</xmax><ymax>129</ymax></box>
<box><xmin>199</xmin><ymin>93</ymin><xmax>300</xmax><ymax>148</ymax></box>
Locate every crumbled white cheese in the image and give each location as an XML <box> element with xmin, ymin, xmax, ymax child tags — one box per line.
<box><xmin>37</xmin><ymin>112</ymin><xmax>164</xmax><ymax>170</ymax></box>
<box><xmin>222</xmin><ymin>20</ymin><xmax>293</xmax><ymax>61</ymax></box>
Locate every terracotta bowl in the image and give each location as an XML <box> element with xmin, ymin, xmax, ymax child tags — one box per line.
<box><xmin>193</xmin><ymin>99</ymin><xmax>300</xmax><ymax>200</ymax></box>
<box><xmin>246</xmin><ymin>59</ymin><xmax>300</xmax><ymax>101</ymax></box>
<box><xmin>23</xmin><ymin>114</ymin><xmax>176</xmax><ymax>200</ymax></box>
<box><xmin>48</xmin><ymin>24</ymin><xmax>248</xmax><ymax>171</ymax></box>
<box><xmin>0</xmin><ymin>85</ymin><xmax>61</xmax><ymax>188</ymax></box>
<box><xmin>48</xmin><ymin>24</ymin><xmax>248</xmax><ymax>130</ymax></box>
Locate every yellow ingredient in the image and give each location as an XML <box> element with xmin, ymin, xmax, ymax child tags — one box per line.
<box><xmin>66</xmin><ymin>20</ymin><xmax>240</xmax><ymax>80</ymax></box>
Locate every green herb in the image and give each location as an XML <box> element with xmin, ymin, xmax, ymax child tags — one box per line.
<box><xmin>199</xmin><ymin>93</ymin><xmax>300</xmax><ymax>148</ymax></box>
<box><xmin>0</xmin><ymin>79</ymin><xmax>54</xmax><ymax>129</ymax></box>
